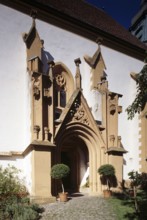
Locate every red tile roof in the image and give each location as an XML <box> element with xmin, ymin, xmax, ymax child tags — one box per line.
<box><xmin>1</xmin><ymin>0</ymin><xmax>147</xmax><ymax>58</ymax></box>
<box><xmin>36</xmin><ymin>0</ymin><xmax>147</xmax><ymax>51</ymax></box>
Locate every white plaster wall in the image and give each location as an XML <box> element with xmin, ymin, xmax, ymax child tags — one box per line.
<box><xmin>101</xmin><ymin>48</ymin><xmax>143</xmax><ymax>178</ymax></box>
<box><xmin>0</xmin><ymin>5</ymin><xmax>31</xmax><ymax>151</ymax></box>
<box><xmin>0</xmin><ymin>4</ymin><xmax>144</xmax><ymax>178</ymax></box>
<box><xmin>89</xmin><ymin>90</ymin><xmax>102</xmax><ymax>122</ymax></box>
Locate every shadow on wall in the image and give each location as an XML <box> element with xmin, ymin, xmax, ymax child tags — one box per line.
<box><xmin>100</xmin><ymin>175</ymin><xmax>118</xmax><ymax>188</ymax></box>
<box><xmin>42</xmin><ymin>49</ymin><xmax>54</xmax><ymax>74</ymax></box>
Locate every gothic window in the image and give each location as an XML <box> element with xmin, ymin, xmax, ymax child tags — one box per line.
<box><xmin>54</xmin><ymin>73</ymin><xmax>66</xmax><ymax>109</ymax></box>
<box><xmin>53</xmin><ymin>62</ymin><xmax>74</xmax><ymax>120</ymax></box>
<box><xmin>55</xmin><ymin>87</ymin><xmax>66</xmax><ymax>108</ymax></box>
<box><xmin>60</xmin><ymin>90</ymin><xmax>66</xmax><ymax>107</ymax></box>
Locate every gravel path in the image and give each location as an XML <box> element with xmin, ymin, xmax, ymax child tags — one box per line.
<box><xmin>40</xmin><ymin>194</ymin><xmax>117</xmax><ymax>220</ymax></box>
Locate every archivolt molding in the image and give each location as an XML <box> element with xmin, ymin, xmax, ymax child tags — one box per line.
<box><xmin>55</xmin><ymin>121</ymin><xmax>105</xmax><ymax>193</ymax></box>
<box><xmin>55</xmin><ymin>89</ymin><xmax>106</xmax><ymax>149</ymax></box>
<box><xmin>56</xmin><ymin>121</ymin><xmax>105</xmax><ymax>151</ymax></box>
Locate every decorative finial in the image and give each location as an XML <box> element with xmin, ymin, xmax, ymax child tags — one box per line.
<box><xmin>74</xmin><ymin>58</ymin><xmax>81</xmax><ymax>66</ymax></box>
<box><xmin>74</xmin><ymin>58</ymin><xmax>82</xmax><ymax>90</ymax></box>
<box><xmin>30</xmin><ymin>9</ymin><xmax>37</xmax><ymax>26</ymax></box>
<box><xmin>96</xmin><ymin>37</ymin><xmax>103</xmax><ymax>46</ymax></box>
<box><xmin>30</xmin><ymin>9</ymin><xmax>37</xmax><ymax>19</ymax></box>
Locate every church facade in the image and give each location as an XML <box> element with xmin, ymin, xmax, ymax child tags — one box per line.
<box><xmin>0</xmin><ymin>1</ymin><xmax>147</xmax><ymax>203</ymax></box>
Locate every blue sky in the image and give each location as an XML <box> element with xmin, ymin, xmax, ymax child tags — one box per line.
<box><xmin>85</xmin><ymin>0</ymin><xmax>141</xmax><ymax>29</ymax></box>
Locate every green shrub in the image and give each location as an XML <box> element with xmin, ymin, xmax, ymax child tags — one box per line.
<box><xmin>51</xmin><ymin>164</ymin><xmax>70</xmax><ymax>180</ymax></box>
<box><xmin>98</xmin><ymin>164</ymin><xmax>115</xmax><ymax>177</ymax></box>
<box><xmin>0</xmin><ymin>164</ymin><xmax>28</xmax><ymax>196</ymax></box>
<box><xmin>128</xmin><ymin>170</ymin><xmax>147</xmax><ymax>214</ymax></box>
<box><xmin>51</xmin><ymin>163</ymin><xmax>70</xmax><ymax>193</ymax></box>
<box><xmin>0</xmin><ymin>164</ymin><xmax>44</xmax><ymax>220</ymax></box>
<box><xmin>98</xmin><ymin>164</ymin><xmax>116</xmax><ymax>190</ymax></box>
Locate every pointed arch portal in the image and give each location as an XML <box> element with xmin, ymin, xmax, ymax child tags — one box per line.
<box><xmin>55</xmin><ymin>122</ymin><xmax>102</xmax><ymax>195</ymax></box>
<box><xmin>61</xmin><ymin>134</ymin><xmax>89</xmax><ymax>193</ymax></box>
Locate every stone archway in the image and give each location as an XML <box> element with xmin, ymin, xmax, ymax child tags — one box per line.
<box><xmin>55</xmin><ymin>122</ymin><xmax>103</xmax><ymax>195</ymax></box>
<box><xmin>61</xmin><ymin>135</ymin><xmax>89</xmax><ymax>193</ymax></box>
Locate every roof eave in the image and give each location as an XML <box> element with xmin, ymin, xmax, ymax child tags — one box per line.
<box><xmin>1</xmin><ymin>0</ymin><xmax>146</xmax><ymax>60</ymax></box>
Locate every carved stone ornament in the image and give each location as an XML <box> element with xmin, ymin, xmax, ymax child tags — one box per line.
<box><xmin>109</xmin><ymin>96</ymin><xmax>117</xmax><ymax>115</ymax></box>
<box><xmin>109</xmin><ymin>104</ymin><xmax>116</xmax><ymax>115</ymax></box>
<box><xmin>117</xmin><ymin>136</ymin><xmax>121</xmax><ymax>147</ymax></box>
<box><xmin>44</xmin><ymin>88</ymin><xmax>50</xmax><ymax>98</ymax></box>
<box><xmin>32</xmin><ymin>76</ymin><xmax>40</xmax><ymax>99</ymax></box>
<box><xmin>55</xmin><ymin>73</ymin><xmax>66</xmax><ymax>90</ymax></box>
<box><xmin>33</xmin><ymin>85</ymin><xmax>40</xmax><ymax>96</ymax></box>
<box><xmin>73</xmin><ymin>105</ymin><xmax>89</xmax><ymax>125</ymax></box>
<box><xmin>33</xmin><ymin>125</ymin><xmax>40</xmax><ymax>140</ymax></box>
<box><xmin>110</xmin><ymin>135</ymin><xmax>115</xmax><ymax>146</ymax></box>
<box><xmin>44</xmin><ymin>127</ymin><xmax>49</xmax><ymax>141</ymax></box>
<box><xmin>34</xmin><ymin>125</ymin><xmax>40</xmax><ymax>133</ymax></box>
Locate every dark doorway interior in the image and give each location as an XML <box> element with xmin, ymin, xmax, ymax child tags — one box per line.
<box><xmin>61</xmin><ymin>137</ymin><xmax>88</xmax><ymax>193</ymax></box>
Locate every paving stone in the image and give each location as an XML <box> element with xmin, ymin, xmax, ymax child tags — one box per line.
<box><xmin>40</xmin><ymin>195</ymin><xmax>117</xmax><ymax>220</ymax></box>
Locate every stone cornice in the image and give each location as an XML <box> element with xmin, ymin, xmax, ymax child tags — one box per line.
<box><xmin>0</xmin><ymin>141</ymin><xmax>56</xmax><ymax>158</ymax></box>
<box><xmin>107</xmin><ymin>147</ymin><xmax>128</xmax><ymax>155</ymax></box>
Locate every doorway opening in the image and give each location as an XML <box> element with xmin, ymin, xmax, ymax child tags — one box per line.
<box><xmin>61</xmin><ymin>136</ymin><xmax>89</xmax><ymax>193</ymax></box>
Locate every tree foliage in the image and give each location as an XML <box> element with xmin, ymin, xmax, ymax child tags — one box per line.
<box><xmin>126</xmin><ymin>62</ymin><xmax>147</xmax><ymax>120</ymax></box>
<box><xmin>128</xmin><ymin>170</ymin><xmax>147</xmax><ymax>214</ymax></box>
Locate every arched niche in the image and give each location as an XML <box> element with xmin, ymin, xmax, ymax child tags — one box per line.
<box><xmin>53</xmin><ymin>62</ymin><xmax>74</xmax><ymax>119</ymax></box>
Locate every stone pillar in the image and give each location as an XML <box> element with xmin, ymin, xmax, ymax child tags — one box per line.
<box><xmin>31</xmin><ymin>146</ymin><xmax>55</xmax><ymax>203</ymax></box>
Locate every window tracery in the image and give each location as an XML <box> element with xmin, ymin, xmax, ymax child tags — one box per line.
<box><xmin>54</xmin><ymin>72</ymin><xmax>66</xmax><ymax>109</ymax></box>
<box><xmin>53</xmin><ymin>63</ymin><xmax>74</xmax><ymax>120</ymax></box>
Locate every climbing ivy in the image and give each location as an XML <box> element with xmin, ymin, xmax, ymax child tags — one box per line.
<box><xmin>126</xmin><ymin>60</ymin><xmax>147</xmax><ymax>120</ymax></box>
